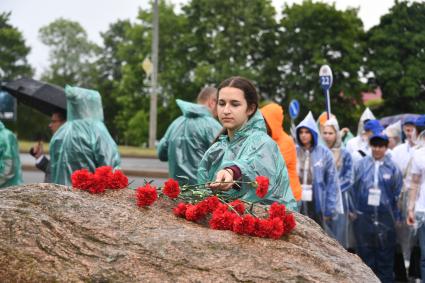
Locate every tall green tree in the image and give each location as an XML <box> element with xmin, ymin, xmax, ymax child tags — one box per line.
<box><xmin>276</xmin><ymin>1</ymin><xmax>366</xmax><ymax>128</ymax></box>
<box><xmin>39</xmin><ymin>18</ymin><xmax>100</xmax><ymax>87</ymax></box>
<box><xmin>182</xmin><ymin>0</ymin><xmax>278</xmax><ymax>96</ymax></box>
<box><xmin>366</xmin><ymin>1</ymin><xmax>425</xmax><ymax>116</ymax></box>
<box><xmin>0</xmin><ymin>12</ymin><xmax>32</xmax><ymax>81</ymax></box>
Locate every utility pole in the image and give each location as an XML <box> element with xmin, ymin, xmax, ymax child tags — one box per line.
<box><xmin>148</xmin><ymin>0</ymin><xmax>159</xmax><ymax>148</ymax></box>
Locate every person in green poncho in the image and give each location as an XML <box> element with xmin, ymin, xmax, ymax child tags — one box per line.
<box><xmin>157</xmin><ymin>87</ymin><xmax>221</xmax><ymax>185</ymax></box>
<box><xmin>49</xmin><ymin>86</ymin><xmax>121</xmax><ymax>186</ymax></box>
<box><xmin>197</xmin><ymin>76</ymin><xmax>296</xmax><ymax>210</ymax></box>
<box><xmin>0</xmin><ymin>121</ymin><xmax>22</xmax><ymax>188</ymax></box>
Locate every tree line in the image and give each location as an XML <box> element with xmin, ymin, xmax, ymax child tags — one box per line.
<box><xmin>1</xmin><ymin>0</ymin><xmax>424</xmax><ymax>146</ymax></box>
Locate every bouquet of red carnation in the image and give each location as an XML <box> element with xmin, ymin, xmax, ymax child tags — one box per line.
<box><xmin>71</xmin><ymin>166</ymin><xmax>129</xmax><ymax>194</ymax></box>
<box><xmin>134</xmin><ymin>176</ymin><xmax>296</xmax><ymax>240</ymax></box>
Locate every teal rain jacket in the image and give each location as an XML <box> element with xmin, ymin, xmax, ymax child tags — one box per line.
<box><xmin>157</xmin><ymin>99</ymin><xmax>221</xmax><ymax>185</ymax></box>
<box><xmin>50</xmin><ymin>86</ymin><xmax>121</xmax><ymax>185</ymax></box>
<box><xmin>296</xmin><ymin>112</ymin><xmax>342</xmax><ymax>217</ymax></box>
<box><xmin>197</xmin><ymin>110</ymin><xmax>297</xmax><ymax>210</ymax></box>
<box><xmin>0</xmin><ymin>121</ymin><xmax>22</xmax><ymax>188</ymax></box>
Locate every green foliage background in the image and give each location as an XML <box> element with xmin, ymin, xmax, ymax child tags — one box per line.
<box><xmin>1</xmin><ymin>0</ymin><xmax>424</xmax><ymax>145</ymax></box>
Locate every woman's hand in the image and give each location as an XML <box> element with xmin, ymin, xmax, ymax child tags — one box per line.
<box><xmin>407</xmin><ymin>210</ymin><xmax>415</xmax><ymax>226</ymax></box>
<box><xmin>208</xmin><ymin>169</ymin><xmax>234</xmax><ymax>191</ymax></box>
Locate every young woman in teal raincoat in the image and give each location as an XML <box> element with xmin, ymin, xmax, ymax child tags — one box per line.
<box><xmin>0</xmin><ymin>121</ymin><xmax>22</xmax><ymax>188</ymax></box>
<box><xmin>197</xmin><ymin>76</ymin><xmax>296</xmax><ymax>210</ymax></box>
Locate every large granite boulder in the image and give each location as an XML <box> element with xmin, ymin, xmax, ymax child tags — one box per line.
<box><xmin>0</xmin><ymin>184</ymin><xmax>378</xmax><ymax>282</ymax></box>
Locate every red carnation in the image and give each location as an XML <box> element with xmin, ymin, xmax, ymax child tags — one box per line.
<box><xmin>229</xmin><ymin>200</ymin><xmax>245</xmax><ymax>215</ymax></box>
<box><xmin>95</xmin><ymin>166</ymin><xmax>113</xmax><ymax>190</ymax></box>
<box><xmin>283</xmin><ymin>213</ymin><xmax>296</xmax><ymax>234</ymax></box>
<box><xmin>209</xmin><ymin>210</ymin><xmax>237</xmax><ymax>230</ymax></box>
<box><xmin>163</xmin><ymin>178</ymin><xmax>180</xmax><ymax>199</ymax></box>
<box><xmin>71</xmin><ymin>169</ymin><xmax>94</xmax><ymax>191</ymax></box>
<box><xmin>268</xmin><ymin>217</ymin><xmax>285</xmax><ymax>239</ymax></box>
<box><xmin>205</xmin><ymin>196</ymin><xmax>220</xmax><ymax>212</ymax></box>
<box><xmin>110</xmin><ymin>170</ymin><xmax>129</xmax><ymax>189</ymax></box>
<box><xmin>255</xmin><ymin>219</ymin><xmax>273</xmax><ymax>238</ymax></box>
<box><xmin>269</xmin><ymin>202</ymin><xmax>286</xmax><ymax>220</ymax></box>
<box><xmin>242</xmin><ymin>215</ymin><xmax>258</xmax><ymax>235</ymax></box>
<box><xmin>173</xmin><ymin>203</ymin><xmax>187</xmax><ymax>218</ymax></box>
<box><xmin>232</xmin><ymin>216</ymin><xmax>244</xmax><ymax>234</ymax></box>
<box><xmin>136</xmin><ymin>184</ymin><xmax>158</xmax><ymax>207</ymax></box>
<box><xmin>88</xmin><ymin>175</ymin><xmax>107</xmax><ymax>194</ymax></box>
<box><xmin>185</xmin><ymin>204</ymin><xmax>204</xmax><ymax>222</ymax></box>
<box><xmin>255</xmin><ymin>176</ymin><xmax>269</xmax><ymax>199</ymax></box>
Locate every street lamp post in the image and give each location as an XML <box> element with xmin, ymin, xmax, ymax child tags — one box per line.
<box><xmin>148</xmin><ymin>0</ymin><xmax>159</xmax><ymax>149</ymax></box>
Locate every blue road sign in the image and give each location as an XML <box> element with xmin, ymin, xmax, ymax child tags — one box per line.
<box><xmin>289</xmin><ymin>99</ymin><xmax>300</xmax><ymax>120</ymax></box>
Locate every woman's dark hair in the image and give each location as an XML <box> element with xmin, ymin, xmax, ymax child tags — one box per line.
<box><xmin>211</xmin><ymin>76</ymin><xmax>259</xmax><ymax>144</ymax></box>
<box><xmin>217</xmin><ymin>76</ymin><xmax>259</xmax><ymax>117</ymax></box>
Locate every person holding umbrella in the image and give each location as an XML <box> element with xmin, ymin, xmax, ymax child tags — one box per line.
<box><xmin>30</xmin><ymin>109</ymin><xmax>66</xmax><ymax>182</ymax></box>
<box><xmin>0</xmin><ymin>120</ymin><xmax>22</xmax><ymax>188</ymax></box>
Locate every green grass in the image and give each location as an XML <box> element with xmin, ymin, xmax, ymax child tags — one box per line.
<box><xmin>19</xmin><ymin>140</ymin><xmax>157</xmax><ymax>158</ymax></box>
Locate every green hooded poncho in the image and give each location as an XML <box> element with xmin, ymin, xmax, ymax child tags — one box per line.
<box><xmin>157</xmin><ymin>99</ymin><xmax>221</xmax><ymax>185</ymax></box>
<box><xmin>0</xmin><ymin>121</ymin><xmax>22</xmax><ymax>188</ymax></box>
<box><xmin>197</xmin><ymin>110</ymin><xmax>297</xmax><ymax>210</ymax></box>
<box><xmin>49</xmin><ymin>86</ymin><xmax>121</xmax><ymax>186</ymax></box>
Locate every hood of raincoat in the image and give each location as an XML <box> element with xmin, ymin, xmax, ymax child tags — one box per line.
<box><xmin>65</xmin><ymin>85</ymin><xmax>104</xmax><ymax>121</ymax></box>
<box><xmin>224</xmin><ymin>108</ymin><xmax>267</xmax><ymax>140</ymax></box>
<box><xmin>176</xmin><ymin>99</ymin><xmax>212</xmax><ymax>118</ymax></box>
<box><xmin>356</xmin><ymin>107</ymin><xmax>375</xmax><ymax>136</ymax></box>
<box><xmin>296</xmin><ymin>112</ymin><xmax>319</xmax><ymax>147</ymax></box>
<box><xmin>260</xmin><ymin>103</ymin><xmax>284</xmax><ymax>140</ymax></box>
<box><xmin>324</xmin><ymin>117</ymin><xmax>342</xmax><ymax>149</ymax></box>
<box><xmin>384</xmin><ymin>120</ymin><xmax>402</xmax><ymax>139</ymax></box>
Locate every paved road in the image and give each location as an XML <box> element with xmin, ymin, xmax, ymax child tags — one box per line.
<box><xmin>20</xmin><ymin>153</ymin><xmax>168</xmax><ymax>172</ymax></box>
<box><xmin>22</xmin><ymin>169</ymin><xmax>167</xmax><ymax>188</ymax></box>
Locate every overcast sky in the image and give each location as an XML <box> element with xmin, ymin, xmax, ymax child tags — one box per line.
<box><xmin>0</xmin><ymin>0</ymin><xmax>414</xmax><ymax>78</ymax></box>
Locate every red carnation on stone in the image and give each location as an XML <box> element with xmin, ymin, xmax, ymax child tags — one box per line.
<box><xmin>209</xmin><ymin>210</ymin><xmax>237</xmax><ymax>230</ymax></box>
<box><xmin>109</xmin><ymin>170</ymin><xmax>129</xmax><ymax>189</ymax></box>
<box><xmin>185</xmin><ymin>204</ymin><xmax>205</xmax><ymax>222</ymax></box>
<box><xmin>71</xmin><ymin>169</ymin><xmax>94</xmax><ymax>191</ymax></box>
<box><xmin>89</xmin><ymin>175</ymin><xmax>107</xmax><ymax>194</ymax></box>
<box><xmin>242</xmin><ymin>215</ymin><xmax>258</xmax><ymax>235</ymax></box>
<box><xmin>229</xmin><ymin>200</ymin><xmax>245</xmax><ymax>215</ymax></box>
<box><xmin>95</xmin><ymin>166</ymin><xmax>113</xmax><ymax>190</ymax></box>
<box><xmin>173</xmin><ymin>202</ymin><xmax>187</xmax><ymax>218</ymax></box>
<box><xmin>232</xmin><ymin>216</ymin><xmax>244</xmax><ymax>234</ymax></box>
<box><xmin>136</xmin><ymin>184</ymin><xmax>158</xmax><ymax>207</ymax></box>
<box><xmin>255</xmin><ymin>219</ymin><xmax>273</xmax><ymax>238</ymax></box>
<box><xmin>255</xmin><ymin>176</ymin><xmax>269</xmax><ymax>199</ymax></box>
<box><xmin>283</xmin><ymin>213</ymin><xmax>296</xmax><ymax>234</ymax></box>
<box><xmin>162</xmin><ymin>178</ymin><xmax>180</xmax><ymax>199</ymax></box>
<box><xmin>205</xmin><ymin>196</ymin><xmax>220</xmax><ymax>212</ymax></box>
<box><xmin>268</xmin><ymin>217</ymin><xmax>285</xmax><ymax>239</ymax></box>
<box><xmin>269</xmin><ymin>202</ymin><xmax>286</xmax><ymax>220</ymax></box>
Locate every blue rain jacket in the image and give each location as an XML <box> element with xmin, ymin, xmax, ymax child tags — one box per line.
<box><xmin>157</xmin><ymin>99</ymin><xmax>221</xmax><ymax>185</ymax></box>
<box><xmin>352</xmin><ymin>154</ymin><xmax>402</xmax><ymax>218</ymax></box>
<box><xmin>296</xmin><ymin>113</ymin><xmax>340</xmax><ymax>217</ymax></box>
<box><xmin>197</xmin><ymin>110</ymin><xmax>297</xmax><ymax>210</ymax></box>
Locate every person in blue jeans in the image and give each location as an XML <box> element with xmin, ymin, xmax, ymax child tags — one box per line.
<box><xmin>352</xmin><ymin>133</ymin><xmax>403</xmax><ymax>282</ymax></box>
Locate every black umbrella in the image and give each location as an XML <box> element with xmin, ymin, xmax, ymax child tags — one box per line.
<box><xmin>1</xmin><ymin>77</ymin><xmax>66</xmax><ymax>116</ymax></box>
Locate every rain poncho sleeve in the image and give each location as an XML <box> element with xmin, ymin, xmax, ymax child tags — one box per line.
<box><xmin>313</xmin><ymin>147</ymin><xmax>340</xmax><ymax>217</ymax></box>
<box><xmin>157</xmin><ymin>99</ymin><xmax>221</xmax><ymax>185</ymax></box>
<box><xmin>197</xmin><ymin>110</ymin><xmax>297</xmax><ymax>211</ymax></box>
<box><xmin>0</xmin><ymin>122</ymin><xmax>22</xmax><ymax>188</ymax></box>
<box><xmin>50</xmin><ymin>86</ymin><xmax>121</xmax><ymax>186</ymax></box>
<box><xmin>339</xmin><ymin>149</ymin><xmax>354</xmax><ymax>193</ymax></box>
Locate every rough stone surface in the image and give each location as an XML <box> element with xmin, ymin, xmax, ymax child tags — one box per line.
<box><xmin>0</xmin><ymin>184</ymin><xmax>379</xmax><ymax>282</ymax></box>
